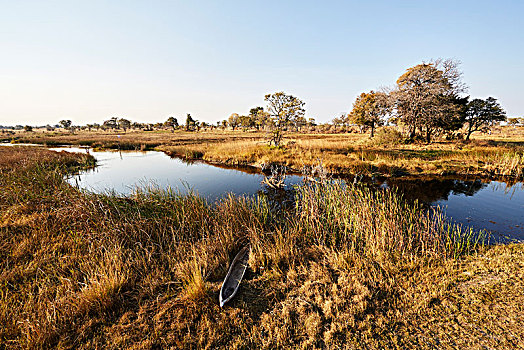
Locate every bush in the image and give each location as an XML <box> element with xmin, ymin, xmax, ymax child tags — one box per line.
<box><xmin>371</xmin><ymin>127</ymin><xmax>404</xmax><ymax>146</ymax></box>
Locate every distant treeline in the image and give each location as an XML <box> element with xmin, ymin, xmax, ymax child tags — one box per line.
<box><xmin>4</xmin><ymin>58</ymin><xmax>524</xmax><ymax>143</ymax></box>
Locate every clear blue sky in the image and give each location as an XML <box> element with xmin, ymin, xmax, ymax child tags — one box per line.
<box><xmin>1</xmin><ymin>0</ymin><xmax>522</xmax><ymax>125</ymax></box>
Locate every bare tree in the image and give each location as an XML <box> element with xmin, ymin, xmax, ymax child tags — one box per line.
<box><xmin>264</xmin><ymin>92</ymin><xmax>305</xmax><ymax>147</ymax></box>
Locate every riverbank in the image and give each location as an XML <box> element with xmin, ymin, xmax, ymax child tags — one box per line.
<box><xmin>0</xmin><ymin>146</ymin><xmax>523</xmax><ymax>349</ymax></box>
<box><xmin>3</xmin><ymin>128</ymin><xmax>524</xmax><ymax>180</ymax></box>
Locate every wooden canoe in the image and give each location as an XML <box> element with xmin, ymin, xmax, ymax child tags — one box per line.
<box><xmin>219</xmin><ymin>246</ymin><xmax>250</xmax><ymax>307</ymax></box>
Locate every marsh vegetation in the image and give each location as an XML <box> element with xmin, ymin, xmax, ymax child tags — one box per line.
<box><xmin>1</xmin><ymin>146</ymin><xmax>523</xmax><ymax>349</ymax></box>
<box><xmin>2</xmin><ymin>125</ymin><xmax>523</xmax><ymax>180</ymax></box>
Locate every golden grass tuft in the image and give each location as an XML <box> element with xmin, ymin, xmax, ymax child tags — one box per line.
<box><xmin>179</xmin><ymin>254</ymin><xmax>208</xmax><ymax>301</ymax></box>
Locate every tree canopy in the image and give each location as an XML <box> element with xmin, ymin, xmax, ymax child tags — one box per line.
<box><xmin>164</xmin><ymin>117</ymin><xmax>179</xmax><ymax>132</ymax></box>
<box><xmin>264</xmin><ymin>92</ymin><xmax>305</xmax><ymax>130</ymax></box>
<box><xmin>185</xmin><ymin>114</ymin><xmax>196</xmax><ymax>131</ymax></box>
<box><xmin>393</xmin><ymin>59</ymin><xmax>466</xmax><ymax>142</ymax></box>
<box><xmin>118</xmin><ymin>118</ymin><xmax>131</xmax><ymax>133</ymax></box>
<box><xmin>348</xmin><ymin>91</ymin><xmax>389</xmax><ymax>137</ymax></box>
<box><xmin>264</xmin><ymin>92</ymin><xmax>305</xmax><ymax>146</ymax></box>
<box><xmin>464</xmin><ymin>97</ymin><xmax>506</xmax><ymax>140</ymax></box>
<box><xmin>59</xmin><ymin>120</ymin><xmax>72</xmax><ymax>129</ymax></box>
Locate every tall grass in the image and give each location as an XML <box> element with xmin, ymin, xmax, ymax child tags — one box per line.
<box><xmin>294</xmin><ymin>181</ymin><xmax>485</xmax><ymax>260</ymax></box>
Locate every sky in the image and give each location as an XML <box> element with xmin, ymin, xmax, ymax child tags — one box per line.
<box><xmin>1</xmin><ymin>0</ymin><xmax>523</xmax><ymax>126</ymax></box>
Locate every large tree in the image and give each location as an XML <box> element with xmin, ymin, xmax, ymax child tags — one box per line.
<box><xmin>464</xmin><ymin>97</ymin><xmax>506</xmax><ymax>140</ymax></box>
<box><xmin>264</xmin><ymin>92</ymin><xmax>305</xmax><ymax>130</ymax></box>
<box><xmin>264</xmin><ymin>92</ymin><xmax>305</xmax><ymax>146</ymax></box>
<box><xmin>393</xmin><ymin>59</ymin><xmax>466</xmax><ymax>143</ymax></box>
<box><xmin>348</xmin><ymin>91</ymin><xmax>390</xmax><ymax>137</ymax></box>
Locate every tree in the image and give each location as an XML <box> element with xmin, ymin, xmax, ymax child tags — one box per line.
<box><xmin>103</xmin><ymin>117</ymin><xmax>118</xmax><ymax>130</ymax></box>
<box><xmin>249</xmin><ymin>107</ymin><xmax>267</xmax><ymax>130</ymax></box>
<box><xmin>185</xmin><ymin>114</ymin><xmax>196</xmax><ymax>131</ymax></box>
<box><xmin>464</xmin><ymin>97</ymin><xmax>506</xmax><ymax>140</ymax></box>
<box><xmin>264</xmin><ymin>92</ymin><xmax>305</xmax><ymax>146</ymax></box>
<box><xmin>238</xmin><ymin>115</ymin><xmax>253</xmax><ymax>130</ymax></box>
<box><xmin>332</xmin><ymin>116</ymin><xmax>344</xmax><ymax>131</ymax></box>
<box><xmin>393</xmin><ymin>59</ymin><xmax>466</xmax><ymax>143</ymax></box>
<box><xmin>265</xmin><ymin>92</ymin><xmax>305</xmax><ymax>130</ymax></box>
<box><xmin>164</xmin><ymin>116</ymin><xmax>179</xmax><ymax>132</ymax></box>
<box><xmin>348</xmin><ymin>91</ymin><xmax>389</xmax><ymax>138</ymax></box>
<box><xmin>293</xmin><ymin>116</ymin><xmax>307</xmax><ymax>131</ymax></box>
<box><xmin>118</xmin><ymin>118</ymin><xmax>131</xmax><ymax>133</ymax></box>
<box><xmin>433</xmin><ymin>95</ymin><xmax>469</xmax><ymax>136</ymax></box>
<box><xmin>228</xmin><ymin>113</ymin><xmax>240</xmax><ymax>130</ymax></box>
<box><xmin>59</xmin><ymin>120</ymin><xmax>72</xmax><ymax>130</ymax></box>
<box><xmin>24</xmin><ymin>125</ymin><xmax>33</xmax><ymax>132</ymax></box>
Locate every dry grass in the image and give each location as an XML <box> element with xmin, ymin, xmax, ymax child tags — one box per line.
<box><xmin>0</xmin><ymin>146</ymin><xmax>523</xmax><ymax>349</ymax></box>
<box><xmin>4</xmin><ymin>127</ymin><xmax>524</xmax><ymax>179</ymax></box>
<box><xmin>2</xmin><ymin>129</ymin><xmax>263</xmax><ymax>150</ymax></box>
<box><xmin>161</xmin><ymin>133</ymin><xmax>524</xmax><ymax>180</ymax></box>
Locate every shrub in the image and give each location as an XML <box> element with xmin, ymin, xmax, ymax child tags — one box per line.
<box><xmin>371</xmin><ymin>127</ymin><xmax>404</xmax><ymax>146</ymax></box>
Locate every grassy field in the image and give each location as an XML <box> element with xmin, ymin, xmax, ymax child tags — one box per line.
<box><xmin>3</xmin><ymin>126</ymin><xmax>524</xmax><ymax>180</ymax></box>
<box><xmin>0</xmin><ymin>146</ymin><xmax>523</xmax><ymax>349</ymax></box>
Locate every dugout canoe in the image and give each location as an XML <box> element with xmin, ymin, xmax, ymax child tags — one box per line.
<box><xmin>219</xmin><ymin>246</ymin><xmax>250</xmax><ymax>307</ymax></box>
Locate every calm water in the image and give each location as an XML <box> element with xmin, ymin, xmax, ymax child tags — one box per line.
<box><xmin>382</xmin><ymin>178</ymin><xmax>524</xmax><ymax>242</ymax></box>
<box><xmin>22</xmin><ymin>146</ymin><xmax>524</xmax><ymax>242</ymax></box>
<box><xmin>50</xmin><ymin>147</ymin><xmax>303</xmax><ymax>201</ymax></box>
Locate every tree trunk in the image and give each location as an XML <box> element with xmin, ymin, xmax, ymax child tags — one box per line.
<box><xmin>409</xmin><ymin>126</ymin><xmax>416</xmax><ymax>139</ymax></box>
<box><xmin>465</xmin><ymin>123</ymin><xmax>473</xmax><ymax>141</ymax></box>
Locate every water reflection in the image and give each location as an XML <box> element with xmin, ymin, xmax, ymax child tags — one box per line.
<box><xmin>382</xmin><ymin>178</ymin><xmax>488</xmax><ymax>203</ymax></box>
<box><xmin>382</xmin><ymin>178</ymin><xmax>524</xmax><ymax>242</ymax></box>
<box><xmin>51</xmin><ymin>147</ymin><xmax>303</xmax><ymax>203</ymax></box>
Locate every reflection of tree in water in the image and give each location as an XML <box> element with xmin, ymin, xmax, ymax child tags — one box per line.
<box><xmin>382</xmin><ymin>178</ymin><xmax>488</xmax><ymax>203</ymax></box>
<box><xmin>256</xmin><ymin>176</ymin><xmax>492</xmax><ymax>209</ymax></box>
<box><xmin>257</xmin><ymin>184</ymin><xmax>296</xmax><ymax>215</ymax></box>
